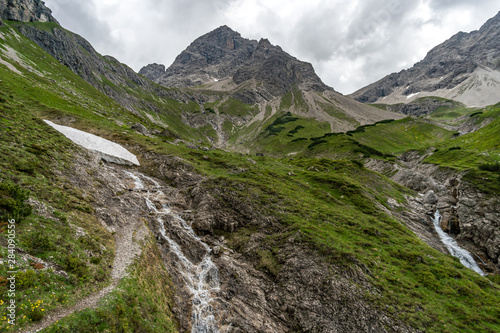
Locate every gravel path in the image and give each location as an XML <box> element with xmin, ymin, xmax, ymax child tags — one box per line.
<box><xmin>21</xmin><ymin>219</ymin><xmax>146</xmax><ymax>333</ymax></box>
<box><xmin>21</xmin><ymin>165</ymin><xmax>149</xmax><ymax>333</ymax></box>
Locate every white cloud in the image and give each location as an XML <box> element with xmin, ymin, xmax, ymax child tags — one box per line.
<box><xmin>44</xmin><ymin>0</ymin><xmax>499</xmax><ymax>94</ymax></box>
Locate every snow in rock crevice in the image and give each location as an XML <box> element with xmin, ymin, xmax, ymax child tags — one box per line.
<box><xmin>44</xmin><ymin>120</ymin><xmax>140</xmax><ymax>166</ymax></box>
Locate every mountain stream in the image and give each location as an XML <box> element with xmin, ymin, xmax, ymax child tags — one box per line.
<box><xmin>126</xmin><ymin>171</ymin><xmax>221</xmax><ymax>332</ymax></box>
<box><xmin>432</xmin><ymin>210</ymin><xmax>485</xmax><ymax>276</ymax></box>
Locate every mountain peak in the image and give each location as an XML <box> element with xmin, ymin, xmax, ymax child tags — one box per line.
<box><xmin>479</xmin><ymin>10</ymin><xmax>500</xmax><ymax>31</ymax></box>
<box><xmin>140</xmin><ymin>27</ymin><xmax>328</xmax><ymax>101</ymax></box>
<box><xmin>0</xmin><ymin>0</ymin><xmax>58</xmax><ymax>23</ymax></box>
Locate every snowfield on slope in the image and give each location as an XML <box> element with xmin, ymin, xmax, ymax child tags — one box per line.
<box><xmin>44</xmin><ymin>120</ymin><xmax>140</xmax><ymax>166</ymax></box>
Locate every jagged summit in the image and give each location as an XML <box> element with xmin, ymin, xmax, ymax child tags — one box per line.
<box><xmin>350</xmin><ymin>11</ymin><xmax>500</xmax><ymax>107</ymax></box>
<box><xmin>0</xmin><ymin>0</ymin><xmax>58</xmax><ymax>23</ymax></box>
<box><xmin>139</xmin><ymin>25</ymin><xmax>257</xmax><ymax>88</ymax></box>
<box><xmin>139</xmin><ymin>25</ymin><xmax>329</xmax><ymax>101</ymax></box>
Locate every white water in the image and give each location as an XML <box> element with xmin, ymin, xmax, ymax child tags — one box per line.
<box><xmin>432</xmin><ymin>210</ymin><xmax>485</xmax><ymax>276</ymax></box>
<box><xmin>127</xmin><ymin>171</ymin><xmax>220</xmax><ymax>332</ymax></box>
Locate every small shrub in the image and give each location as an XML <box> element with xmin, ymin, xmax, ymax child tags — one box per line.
<box><xmin>0</xmin><ymin>276</ymin><xmax>7</xmax><ymax>286</ymax></box>
<box><xmin>0</xmin><ymin>181</ymin><xmax>32</xmax><ymax>223</ymax></box>
<box><xmin>26</xmin><ymin>230</ymin><xmax>55</xmax><ymax>254</ymax></box>
<box><xmin>351</xmin><ymin>159</ymin><xmax>364</xmax><ymax>168</ymax></box>
<box><xmin>17</xmin><ymin>270</ymin><xmax>37</xmax><ymax>289</ymax></box>
<box><xmin>90</xmin><ymin>256</ymin><xmax>102</xmax><ymax>265</ymax></box>
<box><xmin>64</xmin><ymin>254</ymin><xmax>89</xmax><ymax>279</ymax></box>
<box><xmin>94</xmin><ymin>267</ymin><xmax>108</xmax><ymax>282</ymax></box>
<box><xmin>30</xmin><ymin>262</ymin><xmax>45</xmax><ymax>270</ymax></box>
<box><xmin>308</xmin><ymin>139</ymin><xmax>328</xmax><ymax>149</ymax></box>
<box><xmin>291</xmin><ymin>137</ymin><xmax>308</xmax><ymax>143</ymax></box>
<box><xmin>14</xmin><ymin>159</ymin><xmax>37</xmax><ymax>174</ymax></box>
<box><xmin>256</xmin><ymin>250</ymin><xmax>281</xmax><ymax>277</ymax></box>
<box><xmin>287</xmin><ymin>125</ymin><xmax>305</xmax><ymax>136</ymax></box>
<box><xmin>28</xmin><ymin>308</ymin><xmax>45</xmax><ymax>322</ymax></box>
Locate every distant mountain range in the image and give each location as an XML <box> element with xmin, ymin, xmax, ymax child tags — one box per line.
<box><xmin>351</xmin><ymin>11</ymin><xmax>500</xmax><ymax>107</ymax></box>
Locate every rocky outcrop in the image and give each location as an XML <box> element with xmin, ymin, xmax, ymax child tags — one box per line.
<box><xmin>0</xmin><ymin>0</ymin><xmax>57</xmax><ymax>23</ymax></box>
<box><xmin>351</xmin><ymin>11</ymin><xmax>500</xmax><ymax>107</ymax></box>
<box><xmin>456</xmin><ymin>183</ymin><xmax>500</xmax><ymax>267</ymax></box>
<box><xmin>145</xmin><ymin>25</ymin><xmax>258</xmax><ymax>88</ymax></box>
<box><xmin>136</xmin><ymin>151</ymin><xmax>416</xmax><ymax>332</ymax></box>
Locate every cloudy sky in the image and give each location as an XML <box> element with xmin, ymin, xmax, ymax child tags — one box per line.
<box><xmin>44</xmin><ymin>0</ymin><xmax>499</xmax><ymax>94</ymax></box>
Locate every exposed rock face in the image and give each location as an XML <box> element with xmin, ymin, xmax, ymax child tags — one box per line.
<box><xmin>140</xmin><ymin>25</ymin><xmax>329</xmax><ymax>102</ymax></box>
<box><xmin>145</xmin><ymin>25</ymin><xmax>258</xmax><ymax>87</ymax></box>
<box><xmin>351</xmin><ymin>11</ymin><xmax>500</xmax><ymax>107</ymax></box>
<box><xmin>457</xmin><ymin>183</ymin><xmax>500</xmax><ymax>267</ymax></box>
<box><xmin>0</xmin><ymin>0</ymin><xmax>57</xmax><ymax>23</ymax></box>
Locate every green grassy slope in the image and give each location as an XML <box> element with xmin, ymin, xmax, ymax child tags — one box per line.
<box><xmin>425</xmin><ymin>104</ymin><xmax>500</xmax><ymax>195</ymax></box>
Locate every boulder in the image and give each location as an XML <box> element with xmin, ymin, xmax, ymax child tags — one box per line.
<box><xmin>131</xmin><ymin>123</ymin><xmax>150</xmax><ymax>136</ymax></box>
<box><xmin>423</xmin><ymin>190</ymin><xmax>438</xmax><ymax>204</ymax></box>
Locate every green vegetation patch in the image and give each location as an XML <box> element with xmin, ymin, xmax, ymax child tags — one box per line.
<box><xmin>43</xmin><ymin>239</ymin><xmax>178</xmax><ymax>333</ymax></box>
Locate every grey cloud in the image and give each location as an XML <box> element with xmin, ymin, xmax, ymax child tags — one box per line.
<box><xmin>42</xmin><ymin>0</ymin><xmax>500</xmax><ymax>94</ymax></box>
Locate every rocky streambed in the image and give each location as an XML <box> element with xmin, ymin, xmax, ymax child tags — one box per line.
<box><xmin>367</xmin><ymin>152</ymin><xmax>500</xmax><ymax>273</ymax></box>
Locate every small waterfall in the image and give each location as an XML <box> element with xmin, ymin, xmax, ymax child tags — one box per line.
<box><xmin>127</xmin><ymin>171</ymin><xmax>220</xmax><ymax>332</ymax></box>
<box><xmin>432</xmin><ymin>210</ymin><xmax>485</xmax><ymax>276</ymax></box>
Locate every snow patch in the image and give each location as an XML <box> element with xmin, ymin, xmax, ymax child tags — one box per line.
<box><xmin>406</xmin><ymin>92</ymin><xmax>420</xmax><ymax>99</ymax></box>
<box><xmin>44</xmin><ymin>120</ymin><xmax>140</xmax><ymax>166</ymax></box>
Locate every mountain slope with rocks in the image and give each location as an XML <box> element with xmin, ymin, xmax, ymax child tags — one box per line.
<box><xmin>351</xmin><ymin>11</ymin><xmax>500</xmax><ymax>108</ymax></box>
<box><xmin>0</xmin><ymin>1</ymin><xmax>499</xmax><ymax>333</ymax></box>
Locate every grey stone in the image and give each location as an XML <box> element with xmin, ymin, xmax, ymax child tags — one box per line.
<box><xmin>131</xmin><ymin>123</ymin><xmax>150</xmax><ymax>136</ymax></box>
<box><xmin>139</xmin><ymin>25</ymin><xmax>328</xmax><ymax>103</ymax></box>
<box><xmin>423</xmin><ymin>190</ymin><xmax>438</xmax><ymax>204</ymax></box>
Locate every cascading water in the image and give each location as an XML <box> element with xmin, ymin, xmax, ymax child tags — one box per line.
<box><xmin>432</xmin><ymin>210</ymin><xmax>485</xmax><ymax>276</ymax></box>
<box><xmin>126</xmin><ymin>171</ymin><xmax>221</xmax><ymax>332</ymax></box>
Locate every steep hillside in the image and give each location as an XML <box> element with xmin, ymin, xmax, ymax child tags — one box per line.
<box><xmin>351</xmin><ymin>11</ymin><xmax>500</xmax><ymax>108</ymax></box>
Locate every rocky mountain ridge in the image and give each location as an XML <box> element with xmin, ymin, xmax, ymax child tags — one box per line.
<box><xmin>351</xmin><ymin>11</ymin><xmax>500</xmax><ymax>108</ymax></box>
<box><xmin>140</xmin><ymin>25</ymin><xmax>329</xmax><ymax>102</ymax></box>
